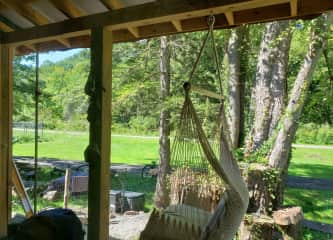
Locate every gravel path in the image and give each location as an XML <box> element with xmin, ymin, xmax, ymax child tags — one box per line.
<box><xmin>109</xmin><ymin>213</ymin><xmax>150</xmax><ymax>240</ymax></box>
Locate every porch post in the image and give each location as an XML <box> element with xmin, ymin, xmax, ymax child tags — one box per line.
<box><xmin>85</xmin><ymin>27</ymin><xmax>112</xmax><ymax>240</ymax></box>
<box><xmin>0</xmin><ymin>44</ymin><xmax>13</xmax><ymax>237</ymax></box>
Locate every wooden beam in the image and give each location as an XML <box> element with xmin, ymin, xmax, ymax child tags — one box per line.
<box><xmin>101</xmin><ymin>0</ymin><xmax>122</xmax><ymax>10</ymax></box>
<box><xmin>171</xmin><ymin>20</ymin><xmax>182</xmax><ymax>32</ymax></box>
<box><xmin>225</xmin><ymin>12</ymin><xmax>235</xmax><ymax>25</ymax></box>
<box><xmin>127</xmin><ymin>27</ymin><xmax>140</xmax><ymax>38</ymax></box>
<box><xmin>0</xmin><ymin>19</ymin><xmax>37</xmax><ymax>52</ymax></box>
<box><xmin>49</xmin><ymin>0</ymin><xmax>85</xmax><ymax>18</ymax></box>
<box><xmin>101</xmin><ymin>0</ymin><xmax>141</xmax><ymax>38</ymax></box>
<box><xmin>234</xmin><ymin>3</ymin><xmax>291</xmax><ymax>24</ymax></box>
<box><xmin>0</xmin><ymin>0</ymin><xmax>71</xmax><ymax>47</ymax></box>
<box><xmin>3</xmin><ymin>0</ymin><xmax>333</xmax><ymax>46</ymax></box>
<box><xmin>0</xmin><ymin>0</ymin><xmax>49</xmax><ymax>25</ymax></box>
<box><xmin>290</xmin><ymin>0</ymin><xmax>298</xmax><ymax>16</ymax></box>
<box><xmin>11</xmin><ymin>161</ymin><xmax>33</xmax><ymax>217</ymax></box>
<box><xmin>86</xmin><ymin>27</ymin><xmax>112</xmax><ymax>240</ymax></box>
<box><xmin>0</xmin><ymin>15</ymin><xmax>21</xmax><ymax>31</ymax></box>
<box><xmin>0</xmin><ymin>22</ymin><xmax>12</xmax><ymax>32</ymax></box>
<box><xmin>298</xmin><ymin>0</ymin><xmax>332</xmax><ymax>16</ymax></box>
<box><xmin>0</xmin><ymin>43</ymin><xmax>13</xmax><ymax>238</ymax></box>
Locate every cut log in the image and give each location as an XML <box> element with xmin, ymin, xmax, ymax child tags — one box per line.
<box><xmin>239</xmin><ymin>214</ymin><xmax>274</xmax><ymax>240</ymax></box>
<box><xmin>273</xmin><ymin>207</ymin><xmax>304</xmax><ymax>240</ymax></box>
<box><xmin>243</xmin><ymin>164</ymin><xmax>278</xmax><ymax>215</ymax></box>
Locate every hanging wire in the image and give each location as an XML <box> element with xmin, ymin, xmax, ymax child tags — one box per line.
<box><xmin>34</xmin><ymin>51</ymin><xmax>40</xmax><ymax>215</ymax></box>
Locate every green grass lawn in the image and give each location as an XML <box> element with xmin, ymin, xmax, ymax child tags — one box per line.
<box><xmin>13</xmin><ymin>130</ymin><xmax>158</xmax><ymax>164</ymax></box>
<box><xmin>13</xmin><ymin>130</ymin><xmax>333</xmax><ymax>237</ymax></box>
<box><xmin>288</xmin><ymin>147</ymin><xmax>333</xmax><ymax>179</ymax></box>
<box><xmin>284</xmin><ymin>188</ymin><xmax>333</xmax><ymax>225</ymax></box>
<box><xmin>284</xmin><ymin>146</ymin><xmax>333</xmax><ymax>236</ymax></box>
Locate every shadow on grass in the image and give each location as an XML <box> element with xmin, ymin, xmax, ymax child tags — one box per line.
<box><xmin>284</xmin><ymin>188</ymin><xmax>333</xmax><ymax>225</ymax></box>
<box><xmin>288</xmin><ymin>162</ymin><xmax>333</xmax><ymax>179</ymax></box>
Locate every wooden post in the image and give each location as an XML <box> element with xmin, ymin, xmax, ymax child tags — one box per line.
<box><xmin>85</xmin><ymin>27</ymin><xmax>112</xmax><ymax>240</ymax></box>
<box><xmin>63</xmin><ymin>168</ymin><xmax>71</xmax><ymax>209</ymax></box>
<box><xmin>0</xmin><ymin>43</ymin><xmax>13</xmax><ymax>238</ymax></box>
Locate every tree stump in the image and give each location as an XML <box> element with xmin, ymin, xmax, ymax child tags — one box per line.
<box><xmin>238</xmin><ymin>214</ymin><xmax>274</xmax><ymax>240</ymax></box>
<box><xmin>243</xmin><ymin>164</ymin><xmax>279</xmax><ymax>215</ymax></box>
<box><xmin>273</xmin><ymin>207</ymin><xmax>304</xmax><ymax>240</ymax></box>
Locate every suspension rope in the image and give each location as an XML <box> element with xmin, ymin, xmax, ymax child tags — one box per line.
<box><xmin>187</xmin><ymin>15</ymin><xmax>224</xmax><ymax>100</ymax></box>
<box><xmin>34</xmin><ymin>51</ymin><xmax>40</xmax><ymax>215</ymax></box>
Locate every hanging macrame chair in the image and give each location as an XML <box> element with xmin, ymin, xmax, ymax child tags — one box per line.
<box><xmin>140</xmin><ymin>16</ymin><xmax>249</xmax><ymax>240</ymax></box>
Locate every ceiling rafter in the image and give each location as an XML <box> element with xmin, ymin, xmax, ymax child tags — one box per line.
<box><xmin>49</xmin><ymin>0</ymin><xmax>85</xmax><ymax>18</ymax></box>
<box><xmin>2</xmin><ymin>0</ymin><xmax>333</xmax><ymax>55</ymax></box>
<box><xmin>225</xmin><ymin>12</ymin><xmax>235</xmax><ymax>25</ymax></box>
<box><xmin>0</xmin><ymin>22</ymin><xmax>12</xmax><ymax>32</ymax></box>
<box><xmin>0</xmin><ymin>16</ymin><xmax>36</xmax><ymax>51</ymax></box>
<box><xmin>100</xmin><ymin>0</ymin><xmax>141</xmax><ymax>38</ymax></box>
<box><xmin>0</xmin><ymin>0</ymin><xmax>71</xmax><ymax>48</ymax></box>
<box><xmin>171</xmin><ymin>20</ymin><xmax>182</xmax><ymax>32</ymax></box>
<box><xmin>290</xmin><ymin>0</ymin><xmax>298</xmax><ymax>16</ymax></box>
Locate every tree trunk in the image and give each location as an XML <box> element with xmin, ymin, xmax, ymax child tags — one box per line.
<box><xmin>269</xmin><ymin>24</ymin><xmax>292</xmax><ymax>135</ymax></box>
<box><xmin>227</xmin><ymin>26</ymin><xmax>248</xmax><ymax>148</ymax></box>
<box><xmin>246</xmin><ymin>21</ymin><xmax>290</xmax><ymax>153</ymax></box>
<box><xmin>269</xmin><ymin>13</ymin><xmax>333</xmax><ymax>170</ymax></box>
<box><xmin>154</xmin><ymin>36</ymin><xmax>171</xmax><ymax>208</ymax></box>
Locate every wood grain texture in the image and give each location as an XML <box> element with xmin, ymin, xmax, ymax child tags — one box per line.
<box><xmin>0</xmin><ymin>44</ymin><xmax>13</xmax><ymax>238</ymax></box>
<box><xmin>85</xmin><ymin>27</ymin><xmax>112</xmax><ymax>240</ymax></box>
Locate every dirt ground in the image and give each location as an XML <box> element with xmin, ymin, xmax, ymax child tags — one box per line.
<box><xmin>82</xmin><ymin>212</ymin><xmax>150</xmax><ymax>240</ymax></box>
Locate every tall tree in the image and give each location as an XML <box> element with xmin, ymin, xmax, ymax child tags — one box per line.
<box><xmin>269</xmin><ymin>13</ymin><xmax>333</xmax><ymax>169</ymax></box>
<box><xmin>227</xmin><ymin>26</ymin><xmax>248</xmax><ymax>148</ymax></box>
<box><xmin>269</xmin><ymin>25</ymin><xmax>292</xmax><ymax>134</ymax></box>
<box><xmin>246</xmin><ymin>21</ymin><xmax>291</xmax><ymax>153</ymax></box>
<box><xmin>154</xmin><ymin>36</ymin><xmax>171</xmax><ymax>208</ymax></box>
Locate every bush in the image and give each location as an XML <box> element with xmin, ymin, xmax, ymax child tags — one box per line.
<box><xmin>13</xmin><ymin>134</ymin><xmax>52</xmax><ymax>144</ymax></box>
<box><xmin>295</xmin><ymin>123</ymin><xmax>333</xmax><ymax>145</ymax></box>
<box><xmin>129</xmin><ymin>116</ymin><xmax>158</xmax><ymax>134</ymax></box>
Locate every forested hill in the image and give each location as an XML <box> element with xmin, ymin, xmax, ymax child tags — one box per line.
<box><xmin>13</xmin><ymin>25</ymin><xmax>333</xmax><ymax>135</ymax></box>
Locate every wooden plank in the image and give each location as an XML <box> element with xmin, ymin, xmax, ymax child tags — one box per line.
<box><xmin>0</xmin><ymin>22</ymin><xmax>13</xmax><ymax>32</ymax></box>
<box><xmin>0</xmin><ymin>0</ymin><xmax>71</xmax><ymax>47</ymax></box>
<box><xmin>101</xmin><ymin>0</ymin><xmax>122</xmax><ymax>10</ymax></box>
<box><xmin>0</xmin><ymin>0</ymin><xmax>49</xmax><ymax>25</ymax></box>
<box><xmin>0</xmin><ymin>43</ymin><xmax>13</xmax><ymax>238</ymax></box>
<box><xmin>49</xmin><ymin>0</ymin><xmax>85</xmax><ymax>18</ymax></box>
<box><xmin>290</xmin><ymin>0</ymin><xmax>298</xmax><ymax>16</ymax></box>
<box><xmin>225</xmin><ymin>12</ymin><xmax>235</xmax><ymax>25</ymax></box>
<box><xmin>0</xmin><ymin>15</ymin><xmax>21</xmax><ymax>31</ymax></box>
<box><xmin>171</xmin><ymin>20</ymin><xmax>182</xmax><ymax>32</ymax></box>
<box><xmin>2</xmin><ymin>0</ymin><xmax>293</xmax><ymax>45</ymax></box>
<box><xmin>11</xmin><ymin>160</ymin><xmax>33</xmax><ymax>217</ymax></box>
<box><xmin>298</xmin><ymin>0</ymin><xmax>333</xmax><ymax>15</ymax></box>
<box><xmin>101</xmin><ymin>0</ymin><xmax>141</xmax><ymax>38</ymax></box>
<box><xmin>0</xmin><ymin>22</ymin><xmax>36</xmax><ymax>52</ymax></box>
<box><xmin>11</xmin><ymin>30</ymin><xmax>89</xmax><ymax>48</ymax></box>
<box><xmin>86</xmin><ymin>27</ymin><xmax>112</xmax><ymax>240</ymax></box>
<box><xmin>234</xmin><ymin>3</ymin><xmax>291</xmax><ymax>25</ymax></box>
<box><xmin>63</xmin><ymin>168</ymin><xmax>71</xmax><ymax>208</ymax></box>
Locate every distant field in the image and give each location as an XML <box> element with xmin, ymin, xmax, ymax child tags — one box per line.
<box><xmin>13</xmin><ymin>130</ymin><xmax>158</xmax><ymax>164</ymax></box>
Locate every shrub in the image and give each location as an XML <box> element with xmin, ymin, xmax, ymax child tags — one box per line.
<box><xmin>295</xmin><ymin>123</ymin><xmax>333</xmax><ymax>145</ymax></box>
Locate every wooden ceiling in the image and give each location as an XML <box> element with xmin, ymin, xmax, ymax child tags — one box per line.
<box><xmin>0</xmin><ymin>0</ymin><xmax>332</xmax><ymax>55</ymax></box>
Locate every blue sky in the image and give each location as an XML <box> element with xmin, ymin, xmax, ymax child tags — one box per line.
<box><xmin>39</xmin><ymin>48</ymin><xmax>85</xmax><ymax>65</ymax></box>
